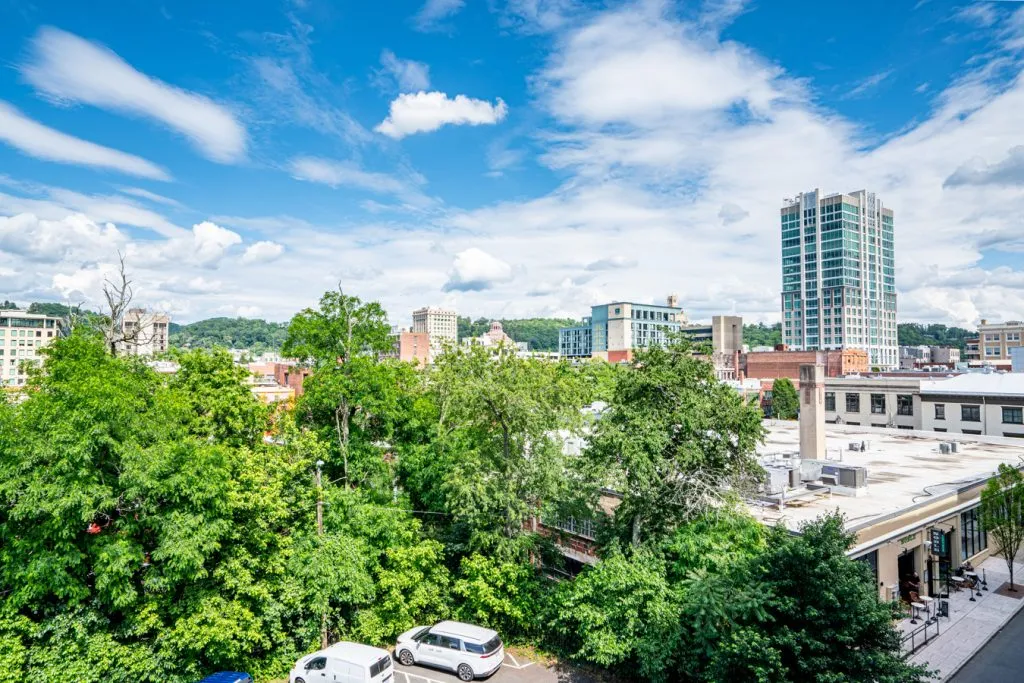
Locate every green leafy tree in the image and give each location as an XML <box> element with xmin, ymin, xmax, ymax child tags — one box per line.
<box><xmin>549</xmin><ymin>549</ymin><xmax>682</xmax><ymax>680</ymax></box>
<box><xmin>981</xmin><ymin>463</ymin><xmax>1024</xmax><ymax>591</ymax></box>
<box><xmin>770</xmin><ymin>377</ymin><xmax>799</xmax><ymax>420</ymax></box>
<box><xmin>743</xmin><ymin>322</ymin><xmax>782</xmax><ymax>348</ymax></box>
<box><xmin>681</xmin><ymin>514</ymin><xmax>930</xmax><ymax>683</ymax></box>
<box><xmin>452</xmin><ymin>554</ymin><xmax>542</xmax><ymax>641</ymax></box>
<box><xmin>283</xmin><ymin>287</ymin><xmax>395</xmax><ymax>488</ymax></box>
<box><xmin>426</xmin><ymin>344</ymin><xmax>590</xmax><ymax>557</ymax></box>
<box><xmin>585</xmin><ymin>338</ymin><xmax>765</xmax><ymax>545</ymax></box>
<box><xmin>170</xmin><ymin>317</ymin><xmax>290</xmax><ymax>353</ymax></box>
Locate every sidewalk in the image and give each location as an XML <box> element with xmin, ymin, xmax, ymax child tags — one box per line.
<box><xmin>902</xmin><ymin>556</ymin><xmax>1024</xmax><ymax>681</ymax></box>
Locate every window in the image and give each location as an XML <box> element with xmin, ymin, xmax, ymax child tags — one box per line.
<box><xmin>825</xmin><ymin>392</ymin><xmax>836</xmax><ymax>411</ymax></box>
<box><xmin>935</xmin><ymin>404</ymin><xmax>945</xmax><ymax>420</ymax></box>
<box><xmin>846</xmin><ymin>393</ymin><xmax>860</xmax><ymax>412</ymax></box>
<box><xmin>465</xmin><ymin>636</ymin><xmax>502</xmax><ymax>655</ymax></box>
<box><xmin>305</xmin><ymin>657</ymin><xmax>327</xmax><ymax>671</ymax></box>
<box><xmin>962</xmin><ymin>429</ymin><xmax>981</xmax><ymax>435</ymax></box>
<box><xmin>961</xmin><ymin>507</ymin><xmax>987</xmax><ymax>560</ymax></box>
<box><xmin>439</xmin><ymin>636</ymin><xmax>462</xmax><ymax>651</ymax></box>
<box><xmin>420</xmin><ymin>633</ymin><xmax>441</xmax><ymax>646</ymax></box>
<box><xmin>853</xmin><ymin>550</ymin><xmax>879</xmax><ymax>589</ymax></box>
<box><xmin>871</xmin><ymin>394</ymin><xmax>886</xmax><ymax>415</ymax></box>
<box><xmin>897</xmin><ymin>395</ymin><xmax>913</xmax><ymax>417</ymax></box>
<box><xmin>961</xmin><ymin>405</ymin><xmax>981</xmax><ymax>422</ymax></box>
<box><xmin>934</xmin><ymin>428</ymin><xmax>947</xmax><ymax>432</ymax></box>
<box><xmin>370</xmin><ymin>656</ymin><xmax>392</xmax><ymax>677</ymax></box>
<box><xmin>1002</xmin><ymin>407</ymin><xmax>1023</xmax><ymax>424</ymax></box>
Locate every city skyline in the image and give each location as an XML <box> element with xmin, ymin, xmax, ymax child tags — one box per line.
<box><xmin>1</xmin><ymin>1</ymin><xmax>1024</xmax><ymax>326</ymax></box>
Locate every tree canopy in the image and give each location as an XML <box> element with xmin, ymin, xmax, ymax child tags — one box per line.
<box><xmin>0</xmin><ymin>288</ymin><xmax>929</xmax><ymax>683</ymax></box>
<box><xmin>770</xmin><ymin>377</ymin><xmax>799</xmax><ymax>420</ymax></box>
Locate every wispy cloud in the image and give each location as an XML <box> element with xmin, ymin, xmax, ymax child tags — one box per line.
<box><xmin>288</xmin><ymin>156</ymin><xmax>434</xmax><ymax>208</ymax></box>
<box><xmin>376</xmin><ymin>91</ymin><xmax>508</xmax><ymax>139</ymax></box>
<box><xmin>0</xmin><ymin>101</ymin><xmax>170</xmax><ymax>180</ymax></box>
<box><xmin>22</xmin><ymin>27</ymin><xmax>247</xmax><ymax>163</ymax></box>
<box><xmin>117</xmin><ymin>186</ymin><xmax>184</xmax><ymax>207</ymax></box>
<box><xmin>377</xmin><ymin>49</ymin><xmax>431</xmax><ymax>92</ymax></box>
<box><xmin>840</xmin><ymin>68</ymin><xmax>894</xmax><ymax>99</ymax></box>
<box><xmin>413</xmin><ymin>0</ymin><xmax>465</xmax><ymax>32</ymax></box>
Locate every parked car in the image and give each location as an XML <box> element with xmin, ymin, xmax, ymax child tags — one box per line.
<box><xmin>197</xmin><ymin>674</ymin><xmax>253</xmax><ymax>683</ymax></box>
<box><xmin>394</xmin><ymin>621</ymin><xmax>503</xmax><ymax>681</ymax></box>
<box><xmin>289</xmin><ymin>641</ymin><xmax>393</xmax><ymax>683</ymax></box>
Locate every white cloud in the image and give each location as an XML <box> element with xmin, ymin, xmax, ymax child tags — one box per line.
<box><xmin>585</xmin><ymin>256</ymin><xmax>637</xmax><ymax>271</ymax></box>
<box><xmin>0</xmin><ymin>101</ymin><xmax>170</xmax><ymax>180</ymax></box>
<box><xmin>162</xmin><ymin>276</ymin><xmax>223</xmax><ymax>294</ymax></box>
<box><xmin>288</xmin><ymin>157</ymin><xmax>433</xmax><ymax>207</ymax></box>
<box><xmin>22</xmin><ymin>27</ymin><xmax>246</xmax><ymax>163</ymax></box>
<box><xmin>0</xmin><ymin>213</ymin><xmax>124</xmax><ymax>263</ymax></box>
<box><xmin>378</xmin><ymin>50</ymin><xmax>431</xmax><ymax>91</ymax></box>
<box><xmin>955</xmin><ymin>3</ymin><xmax>998</xmax><ymax>28</ymax></box>
<box><xmin>840</xmin><ymin>69</ymin><xmax>894</xmax><ymax>100</ymax></box>
<box><xmin>242</xmin><ymin>241</ymin><xmax>285</xmax><ymax>265</ymax></box>
<box><xmin>443</xmin><ymin>247</ymin><xmax>514</xmax><ymax>292</ymax></box>
<box><xmin>718</xmin><ymin>202</ymin><xmax>749</xmax><ymax>225</ymax></box>
<box><xmin>116</xmin><ymin>186</ymin><xmax>183</xmax><ymax>207</ymax></box>
<box><xmin>0</xmin><ymin>186</ymin><xmax>182</xmax><ymax>238</ymax></box>
<box><xmin>944</xmin><ymin>146</ymin><xmax>1024</xmax><ymax>187</ymax></box>
<box><xmin>132</xmin><ymin>221</ymin><xmax>241</xmax><ymax>268</ymax></box>
<box><xmin>375</xmin><ymin>91</ymin><xmax>508</xmax><ymax>139</ymax></box>
<box><xmin>413</xmin><ymin>0</ymin><xmax>465</xmax><ymax>31</ymax></box>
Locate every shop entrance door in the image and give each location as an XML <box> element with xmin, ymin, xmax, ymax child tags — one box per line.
<box><xmin>928</xmin><ymin>529</ymin><xmax>953</xmax><ymax>597</ymax></box>
<box><xmin>898</xmin><ymin>549</ymin><xmax>917</xmax><ymax>602</ymax></box>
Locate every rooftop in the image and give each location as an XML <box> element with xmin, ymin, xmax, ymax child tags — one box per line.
<box><xmin>749</xmin><ymin>422</ymin><xmax>1024</xmax><ymax>534</ymax></box>
<box><xmin>920</xmin><ymin>373</ymin><xmax>1024</xmax><ymax>397</ymax></box>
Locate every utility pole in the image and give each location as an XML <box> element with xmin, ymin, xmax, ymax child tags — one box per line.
<box><xmin>316</xmin><ymin>459</ymin><xmax>327</xmax><ymax>650</ymax></box>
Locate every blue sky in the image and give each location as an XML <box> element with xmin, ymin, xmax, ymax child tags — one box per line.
<box><xmin>1</xmin><ymin>0</ymin><xmax>1023</xmax><ymax>327</ymax></box>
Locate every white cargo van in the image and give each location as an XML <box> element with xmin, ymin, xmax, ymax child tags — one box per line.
<box><xmin>289</xmin><ymin>642</ymin><xmax>393</xmax><ymax>683</ymax></box>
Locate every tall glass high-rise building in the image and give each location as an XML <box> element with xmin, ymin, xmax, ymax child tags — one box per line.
<box><xmin>781</xmin><ymin>189</ymin><xmax>897</xmax><ymax>369</ymax></box>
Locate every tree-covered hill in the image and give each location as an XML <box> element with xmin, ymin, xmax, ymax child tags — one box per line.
<box><xmin>897</xmin><ymin>323</ymin><xmax>976</xmax><ymax>351</ymax></box>
<box><xmin>743</xmin><ymin>322</ymin><xmax>782</xmax><ymax>348</ymax></box>
<box><xmin>458</xmin><ymin>317</ymin><xmax>581</xmax><ymax>351</ymax></box>
<box><xmin>170</xmin><ymin>317</ymin><xmax>289</xmax><ymax>353</ymax></box>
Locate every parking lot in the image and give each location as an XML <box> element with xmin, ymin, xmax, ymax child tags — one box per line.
<box><xmin>391</xmin><ymin>650</ymin><xmax>600</xmax><ymax>683</ymax></box>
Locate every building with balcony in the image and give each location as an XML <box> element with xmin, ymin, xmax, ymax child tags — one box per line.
<box><xmin>120</xmin><ymin>309</ymin><xmax>170</xmax><ymax>356</ymax></box>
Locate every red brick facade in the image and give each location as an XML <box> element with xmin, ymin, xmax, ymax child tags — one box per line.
<box><xmin>273</xmin><ymin>363</ymin><xmax>311</xmax><ymax>397</ymax></box>
<box><xmin>743</xmin><ymin>348</ymin><xmax>868</xmax><ymax>382</ymax></box>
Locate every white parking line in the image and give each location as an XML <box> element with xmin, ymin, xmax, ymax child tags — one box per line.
<box><xmin>394</xmin><ymin>671</ymin><xmax>446</xmax><ymax>683</ymax></box>
<box><xmin>503</xmin><ymin>653</ymin><xmax>533</xmax><ymax>669</ymax></box>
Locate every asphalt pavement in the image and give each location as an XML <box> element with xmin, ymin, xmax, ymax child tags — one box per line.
<box><xmin>391</xmin><ymin>650</ymin><xmax>602</xmax><ymax>683</ymax></box>
<box><xmin>949</xmin><ymin>602</ymin><xmax>1024</xmax><ymax>682</ymax></box>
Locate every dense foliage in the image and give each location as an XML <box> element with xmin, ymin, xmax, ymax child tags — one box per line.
<box><xmin>170</xmin><ymin>317</ymin><xmax>289</xmax><ymax>355</ymax></box>
<box><xmin>744</xmin><ymin>322</ymin><xmax>782</xmax><ymax>348</ymax></box>
<box><xmin>0</xmin><ymin>289</ymin><xmax>928</xmax><ymax>683</ymax></box>
<box><xmin>457</xmin><ymin>317</ymin><xmax>579</xmax><ymax>351</ymax></box>
<box><xmin>897</xmin><ymin>323</ymin><xmax>976</xmax><ymax>352</ymax></box>
<box><xmin>769</xmin><ymin>377</ymin><xmax>799</xmax><ymax>420</ymax></box>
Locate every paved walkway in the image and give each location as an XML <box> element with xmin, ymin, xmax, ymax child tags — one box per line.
<box><xmin>902</xmin><ymin>556</ymin><xmax>1024</xmax><ymax>681</ymax></box>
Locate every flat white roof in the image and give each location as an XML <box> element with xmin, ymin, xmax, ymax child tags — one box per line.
<box><xmin>920</xmin><ymin>373</ymin><xmax>1024</xmax><ymax>397</ymax></box>
<box><xmin>324</xmin><ymin>642</ymin><xmax>390</xmax><ymax>665</ymax></box>
<box><xmin>750</xmin><ymin>422</ymin><xmax>1024</xmax><ymax>533</ymax></box>
<box><xmin>432</xmin><ymin>620</ymin><xmax>498</xmax><ymax>642</ymax></box>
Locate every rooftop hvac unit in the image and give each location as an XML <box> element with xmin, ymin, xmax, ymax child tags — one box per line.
<box><xmin>821</xmin><ymin>464</ymin><xmax>868</xmax><ymax>489</ymax></box>
<box><xmin>764</xmin><ymin>467</ymin><xmax>791</xmax><ymax>496</ymax></box>
<box><xmin>849</xmin><ymin>442</ymin><xmax>862</xmax><ymax>452</ymax></box>
<box><xmin>800</xmin><ymin>459</ymin><xmax>824</xmax><ymax>482</ymax></box>
<box><xmin>940</xmin><ymin>443</ymin><xmax>951</xmax><ymax>455</ymax></box>
<box><xmin>789</xmin><ymin>467</ymin><xmax>801</xmax><ymax>489</ymax></box>
<box><xmin>949</xmin><ymin>442</ymin><xmax>960</xmax><ymax>453</ymax></box>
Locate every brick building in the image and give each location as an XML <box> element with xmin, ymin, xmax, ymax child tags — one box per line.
<box><xmin>743</xmin><ymin>348</ymin><xmax>868</xmax><ymax>382</ymax></box>
<box><xmin>273</xmin><ymin>363</ymin><xmax>311</xmax><ymax>397</ymax></box>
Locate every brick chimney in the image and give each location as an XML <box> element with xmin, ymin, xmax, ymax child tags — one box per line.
<box><xmin>799</xmin><ymin>363</ymin><xmax>825</xmax><ymax>461</ymax></box>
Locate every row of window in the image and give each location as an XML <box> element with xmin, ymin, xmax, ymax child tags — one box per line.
<box><xmin>824</xmin><ymin>393</ymin><xmax>1024</xmax><ymax>426</ymax></box>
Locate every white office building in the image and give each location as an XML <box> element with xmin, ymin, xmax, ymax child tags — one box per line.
<box><xmin>411</xmin><ymin>306</ymin><xmax>458</xmax><ymax>360</ymax></box>
<box><xmin>0</xmin><ymin>311</ymin><xmax>62</xmax><ymax>386</ymax></box>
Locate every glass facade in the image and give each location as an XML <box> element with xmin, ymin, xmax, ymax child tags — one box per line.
<box><xmin>961</xmin><ymin>507</ymin><xmax>987</xmax><ymax>560</ymax></box>
<box><xmin>781</xmin><ymin>190</ymin><xmax>897</xmax><ymax>368</ymax></box>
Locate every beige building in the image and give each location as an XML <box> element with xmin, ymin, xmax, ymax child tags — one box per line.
<box><xmin>120</xmin><ymin>309</ymin><xmax>170</xmax><ymax>357</ymax></box>
<box><xmin>919</xmin><ymin>374</ymin><xmax>1024</xmax><ymax>439</ymax></box>
<box><xmin>824</xmin><ymin>376</ymin><xmax>925</xmax><ymax>430</ymax></box>
<box><xmin>0</xmin><ymin>311</ymin><xmax>62</xmax><ymax>387</ymax></box>
<box><xmin>752</xmin><ymin>421</ymin><xmax>1020</xmax><ymax>602</ymax></box>
<box><xmin>411</xmin><ymin>306</ymin><xmax>457</xmax><ymax>359</ymax></box>
<box><xmin>967</xmin><ymin>320</ymin><xmax>1024</xmax><ymax>364</ymax></box>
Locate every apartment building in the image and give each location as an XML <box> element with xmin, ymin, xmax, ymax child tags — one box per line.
<box><xmin>0</xmin><ymin>311</ymin><xmax>62</xmax><ymax>387</ymax></box>
<box><xmin>120</xmin><ymin>309</ymin><xmax>170</xmax><ymax>356</ymax></box>
<box><xmin>781</xmin><ymin>189</ymin><xmax>898</xmax><ymax>369</ymax></box>
<box><xmin>411</xmin><ymin>306</ymin><xmax>457</xmax><ymax>359</ymax></box>
<box><xmin>965</xmin><ymin>320</ymin><xmax>1023</xmax><ymax>364</ymax></box>
<box><xmin>389</xmin><ymin>330</ymin><xmax>431</xmax><ymax>367</ymax></box>
<box><xmin>559</xmin><ymin>296</ymin><xmax>686</xmax><ymax>362</ymax></box>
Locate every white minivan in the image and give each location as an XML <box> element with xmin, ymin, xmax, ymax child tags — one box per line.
<box><xmin>289</xmin><ymin>642</ymin><xmax>394</xmax><ymax>683</ymax></box>
<box><xmin>394</xmin><ymin>621</ymin><xmax>503</xmax><ymax>681</ymax></box>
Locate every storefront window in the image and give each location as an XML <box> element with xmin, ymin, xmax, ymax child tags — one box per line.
<box><xmin>961</xmin><ymin>507</ymin><xmax>987</xmax><ymax>560</ymax></box>
<box><xmin>853</xmin><ymin>550</ymin><xmax>879</xmax><ymax>591</ymax></box>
